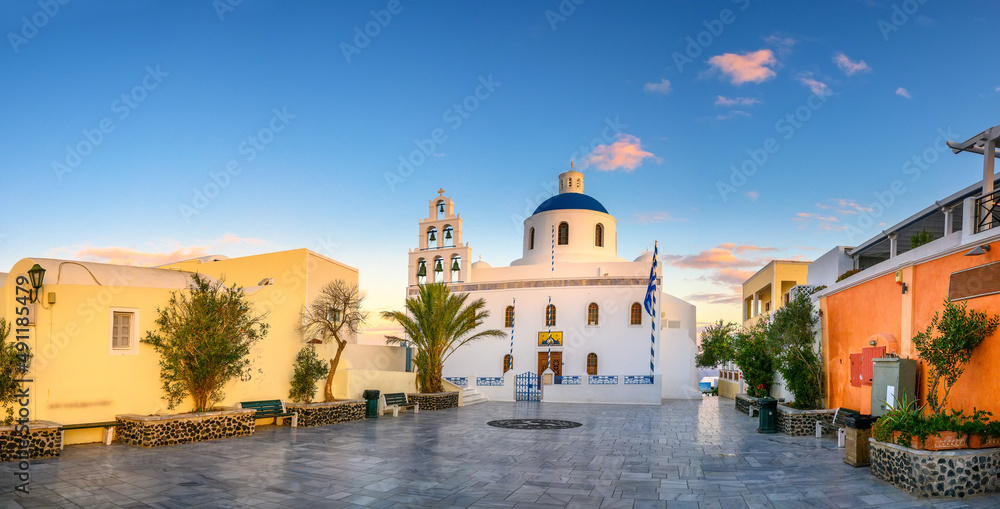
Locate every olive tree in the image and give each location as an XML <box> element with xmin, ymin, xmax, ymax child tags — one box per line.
<box><xmin>297</xmin><ymin>280</ymin><xmax>367</xmax><ymax>402</ymax></box>
<box><xmin>142</xmin><ymin>274</ymin><xmax>269</xmax><ymax>412</ymax></box>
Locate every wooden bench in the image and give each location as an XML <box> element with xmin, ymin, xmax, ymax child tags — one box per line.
<box><xmin>815</xmin><ymin>408</ymin><xmax>860</xmax><ymax>448</ymax></box>
<box><xmin>237</xmin><ymin>400</ymin><xmax>298</xmax><ymax>427</ymax></box>
<box><xmin>60</xmin><ymin>421</ymin><xmax>117</xmax><ymax>449</ymax></box>
<box><xmin>380</xmin><ymin>392</ymin><xmax>419</xmax><ymax>417</ymax></box>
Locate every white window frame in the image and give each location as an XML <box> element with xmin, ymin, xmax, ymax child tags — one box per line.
<box><xmin>108</xmin><ymin>307</ymin><xmax>139</xmax><ymax>355</ymax></box>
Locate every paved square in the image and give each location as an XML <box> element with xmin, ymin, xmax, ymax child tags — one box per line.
<box><xmin>3</xmin><ymin>397</ymin><xmax>999</xmax><ymax>508</ymax></box>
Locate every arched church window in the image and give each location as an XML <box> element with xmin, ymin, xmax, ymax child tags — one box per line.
<box><xmin>443</xmin><ymin>225</ymin><xmax>454</xmax><ymax>247</ymax></box>
<box><xmin>528</xmin><ymin>227</ymin><xmax>535</xmax><ymax>250</ymax></box>
<box><xmin>587</xmin><ymin>303</ymin><xmax>599</xmax><ymax>325</ymax></box>
<box><xmin>450</xmin><ymin>256</ymin><xmax>461</xmax><ymax>283</ymax></box>
<box><xmin>545</xmin><ymin>304</ymin><xmax>556</xmax><ymax>327</ymax></box>
<box><xmin>557</xmin><ymin>222</ymin><xmax>569</xmax><ymax>245</ymax></box>
<box><xmin>630</xmin><ymin>302</ymin><xmax>642</xmax><ymax>325</ymax></box>
<box><xmin>503</xmin><ymin>354</ymin><xmax>512</xmax><ymax>373</ymax></box>
<box><xmin>436</xmin><ymin>200</ymin><xmax>445</xmax><ymax>220</ymax></box>
<box><xmin>504</xmin><ymin>306</ymin><xmax>514</xmax><ymax>328</ymax></box>
<box><xmin>595</xmin><ymin>223</ymin><xmax>604</xmax><ymax>247</ymax></box>
<box><xmin>587</xmin><ymin>353</ymin><xmax>598</xmax><ymax>375</ymax></box>
<box><xmin>416</xmin><ymin>259</ymin><xmax>427</xmax><ymax>285</ymax></box>
<box><xmin>433</xmin><ymin>257</ymin><xmax>444</xmax><ymax>283</ymax></box>
<box><xmin>427</xmin><ymin>227</ymin><xmax>438</xmax><ymax>249</ymax></box>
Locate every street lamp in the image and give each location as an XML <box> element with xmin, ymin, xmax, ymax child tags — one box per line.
<box><xmin>27</xmin><ymin>263</ymin><xmax>45</xmax><ymax>303</ymax></box>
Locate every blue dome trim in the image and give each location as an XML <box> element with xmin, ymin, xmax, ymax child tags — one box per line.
<box><xmin>532</xmin><ymin>194</ymin><xmax>609</xmax><ymax>215</ymax></box>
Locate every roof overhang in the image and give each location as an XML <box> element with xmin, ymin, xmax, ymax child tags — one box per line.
<box><xmin>947</xmin><ymin>123</ymin><xmax>1000</xmax><ymax>158</ymax></box>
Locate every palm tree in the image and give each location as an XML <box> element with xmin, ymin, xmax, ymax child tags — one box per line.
<box><xmin>382</xmin><ymin>283</ymin><xmax>504</xmax><ymax>393</ymax></box>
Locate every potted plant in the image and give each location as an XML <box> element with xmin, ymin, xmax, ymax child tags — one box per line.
<box><xmin>920</xmin><ymin>410</ymin><xmax>966</xmax><ymax>451</ymax></box>
<box><xmin>963</xmin><ymin>409</ymin><xmax>1000</xmax><ymax>449</ymax></box>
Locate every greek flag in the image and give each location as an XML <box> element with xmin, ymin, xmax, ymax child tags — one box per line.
<box><xmin>643</xmin><ymin>242</ymin><xmax>658</xmax><ymax>316</ymax></box>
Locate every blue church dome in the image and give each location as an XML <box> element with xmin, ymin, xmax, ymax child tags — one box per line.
<box><xmin>532</xmin><ymin>193</ymin><xmax>609</xmax><ymax>215</ymax></box>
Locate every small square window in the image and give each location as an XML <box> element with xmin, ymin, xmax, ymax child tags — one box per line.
<box><xmin>109</xmin><ymin>308</ymin><xmax>139</xmax><ymax>355</ymax></box>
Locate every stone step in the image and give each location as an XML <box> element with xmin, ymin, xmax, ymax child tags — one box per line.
<box><xmin>461</xmin><ymin>387</ymin><xmax>488</xmax><ymax>406</ymax></box>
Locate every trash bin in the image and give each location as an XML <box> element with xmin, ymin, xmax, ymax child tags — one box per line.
<box><xmin>757</xmin><ymin>397</ymin><xmax>778</xmax><ymax>434</ymax></box>
<box><xmin>362</xmin><ymin>389</ymin><xmax>380</xmax><ymax>418</ymax></box>
<box><xmin>844</xmin><ymin>414</ymin><xmax>876</xmax><ymax>467</ymax></box>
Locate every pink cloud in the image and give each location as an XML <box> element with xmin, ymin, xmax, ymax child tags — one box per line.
<box><xmin>834</xmin><ymin>52</ymin><xmax>871</xmax><ymax>75</ymax></box>
<box><xmin>800</xmin><ymin>76</ymin><xmax>832</xmax><ymax>96</ymax></box>
<box><xmin>584</xmin><ymin>134</ymin><xmax>660</xmax><ymax>172</ymax></box>
<box><xmin>708</xmin><ymin>50</ymin><xmax>777</xmax><ymax>85</ymax></box>
<box><xmin>70</xmin><ymin>246</ymin><xmax>211</xmax><ymax>266</ymax></box>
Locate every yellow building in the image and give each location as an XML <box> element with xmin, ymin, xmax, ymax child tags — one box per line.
<box><xmin>1</xmin><ymin>249</ymin><xmax>412</xmax><ymax>445</ymax></box>
<box><xmin>741</xmin><ymin>260</ymin><xmax>810</xmax><ymax>327</ymax></box>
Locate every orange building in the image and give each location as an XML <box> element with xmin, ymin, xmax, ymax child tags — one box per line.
<box><xmin>817</xmin><ymin>124</ymin><xmax>1000</xmax><ymax>415</ymax></box>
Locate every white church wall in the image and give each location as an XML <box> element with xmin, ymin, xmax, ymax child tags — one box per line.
<box><xmin>512</xmin><ymin>209</ymin><xmax>623</xmax><ymax>266</ymax></box>
<box><xmin>658</xmin><ymin>294</ymin><xmax>702</xmax><ymax>400</ymax></box>
<box><xmin>543</xmin><ymin>375</ymin><xmax>662</xmax><ymax>404</ymax></box>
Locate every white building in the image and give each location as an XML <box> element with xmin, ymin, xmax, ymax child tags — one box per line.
<box><xmin>406</xmin><ymin>170</ymin><xmax>701</xmax><ymax>404</ymax></box>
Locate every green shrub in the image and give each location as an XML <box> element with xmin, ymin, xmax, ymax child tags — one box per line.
<box><xmin>0</xmin><ymin>319</ymin><xmax>31</xmax><ymax>425</ymax></box>
<box><xmin>732</xmin><ymin>319</ymin><xmax>775</xmax><ymax>398</ymax></box>
<box><xmin>913</xmin><ymin>299</ymin><xmax>999</xmax><ymax>414</ymax></box>
<box><xmin>910</xmin><ymin>229</ymin><xmax>934</xmax><ymax>249</ymax></box>
<box><xmin>289</xmin><ymin>345</ymin><xmax>329</xmax><ymax>404</ymax></box>
<box><xmin>835</xmin><ymin>268</ymin><xmax>861</xmax><ymax>282</ymax></box>
<box><xmin>769</xmin><ymin>289</ymin><xmax>823</xmax><ymax>409</ymax></box>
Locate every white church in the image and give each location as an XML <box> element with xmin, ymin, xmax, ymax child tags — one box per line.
<box><xmin>406</xmin><ymin>169</ymin><xmax>701</xmax><ymax>404</ymax></box>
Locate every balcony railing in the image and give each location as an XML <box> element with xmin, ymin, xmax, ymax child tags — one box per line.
<box><xmin>974</xmin><ymin>188</ymin><xmax>1000</xmax><ymax>234</ymax></box>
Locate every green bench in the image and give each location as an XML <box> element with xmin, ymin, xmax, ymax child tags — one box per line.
<box><xmin>237</xmin><ymin>399</ymin><xmax>298</xmax><ymax>427</ymax></box>
<box><xmin>380</xmin><ymin>392</ymin><xmax>418</xmax><ymax>417</ymax></box>
<box><xmin>60</xmin><ymin>421</ymin><xmax>117</xmax><ymax>449</ymax></box>
<box><xmin>815</xmin><ymin>407</ymin><xmax>860</xmax><ymax>447</ymax></box>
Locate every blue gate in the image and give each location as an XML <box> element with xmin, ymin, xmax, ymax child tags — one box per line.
<box><xmin>515</xmin><ymin>371</ymin><xmax>540</xmax><ymax>401</ymax></box>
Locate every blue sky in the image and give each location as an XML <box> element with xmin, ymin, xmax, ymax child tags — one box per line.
<box><xmin>2</xmin><ymin>1</ymin><xmax>998</xmax><ymax>334</ymax></box>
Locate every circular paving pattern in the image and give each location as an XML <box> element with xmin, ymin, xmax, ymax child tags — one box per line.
<box><xmin>487</xmin><ymin>419</ymin><xmax>582</xmax><ymax>430</ymax></box>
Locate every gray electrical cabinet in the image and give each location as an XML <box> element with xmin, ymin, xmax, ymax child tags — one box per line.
<box><xmin>871</xmin><ymin>357</ymin><xmax>917</xmax><ymax>417</ymax></box>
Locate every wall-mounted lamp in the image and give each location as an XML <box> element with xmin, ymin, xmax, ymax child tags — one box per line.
<box><xmin>27</xmin><ymin>263</ymin><xmax>45</xmax><ymax>303</ymax></box>
<box><xmin>965</xmin><ymin>244</ymin><xmax>991</xmax><ymax>256</ymax></box>
<box><xmin>900</xmin><ymin>282</ymin><xmax>908</xmax><ymax>294</ymax></box>
<box><xmin>869</xmin><ymin>339</ymin><xmax>878</xmax><ymax>346</ymax></box>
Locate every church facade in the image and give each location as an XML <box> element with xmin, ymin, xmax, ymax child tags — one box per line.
<box><xmin>406</xmin><ymin>170</ymin><xmax>700</xmax><ymax>404</ymax></box>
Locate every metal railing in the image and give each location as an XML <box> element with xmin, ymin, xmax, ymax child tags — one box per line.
<box><xmin>974</xmin><ymin>188</ymin><xmax>1000</xmax><ymax>234</ymax></box>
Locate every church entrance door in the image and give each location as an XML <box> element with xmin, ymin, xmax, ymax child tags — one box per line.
<box><xmin>537</xmin><ymin>351</ymin><xmax>562</xmax><ymax>383</ymax></box>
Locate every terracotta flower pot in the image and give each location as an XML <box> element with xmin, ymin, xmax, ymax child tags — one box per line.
<box><xmin>921</xmin><ymin>431</ymin><xmax>966</xmax><ymax>451</ymax></box>
<box><xmin>968</xmin><ymin>434</ymin><xmax>1000</xmax><ymax>449</ymax></box>
<box><xmin>892</xmin><ymin>431</ymin><xmax>923</xmax><ymax>450</ymax></box>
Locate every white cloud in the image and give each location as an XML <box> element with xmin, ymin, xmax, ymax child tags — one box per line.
<box><xmin>715</xmin><ymin>95</ymin><xmax>760</xmax><ymax>107</ymax></box>
<box><xmin>895</xmin><ymin>87</ymin><xmax>912</xmax><ymax>99</ymax></box>
<box><xmin>833</xmin><ymin>52</ymin><xmax>871</xmax><ymax>75</ymax></box>
<box><xmin>643</xmin><ymin>79</ymin><xmax>672</xmax><ymax>94</ymax></box>
<box><xmin>800</xmin><ymin>75</ymin><xmax>832</xmax><ymax>96</ymax></box>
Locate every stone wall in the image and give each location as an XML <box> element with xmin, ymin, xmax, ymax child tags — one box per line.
<box><xmin>777</xmin><ymin>405</ymin><xmax>835</xmax><ymax>436</ymax></box>
<box><xmin>285</xmin><ymin>400</ymin><xmax>365</xmax><ymax>427</ymax></box>
<box><xmin>0</xmin><ymin>421</ymin><xmax>61</xmax><ymax>462</ymax></box>
<box><xmin>115</xmin><ymin>409</ymin><xmax>255</xmax><ymax>448</ymax></box>
<box><xmin>735</xmin><ymin>394</ymin><xmax>758</xmax><ymax>415</ymax></box>
<box><xmin>870</xmin><ymin>439</ymin><xmax>1000</xmax><ymax>497</ymax></box>
<box><xmin>408</xmin><ymin>392</ymin><xmax>458</xmax><ymax>411</ymax></box>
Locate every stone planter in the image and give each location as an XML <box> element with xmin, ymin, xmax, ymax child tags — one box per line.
<box><xmin>0</xmin><ymin>421</ymin><xmax>61</xmax><ymax>461</ymax></box>
<box><xmin>115</xmin><ymin>408</ymin><xmax>255</xmax><ymax>447</ymax></box>
<box><xmin>776</xmin><ymin>404</ymin><xmax>835</xmax><ymax>436</ymax></box>
<box><xmin>870</xmin><ymin>438</ymin><xmax>1000</xmax><ymax>497</ymax></box>
<box><xmin>284</xmin><ymin>400</ymin><xmax>365</xmax><ymax>427</ymax></box>
<box><xmin>969</xmin><ymin>435</ymin><xmax>1000</xmax><ymax>449</ymax></box>
<box><xmin>408</xmin><ymin>391</ymin><xmax>458</xmax><ymax>411</ymax></box>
